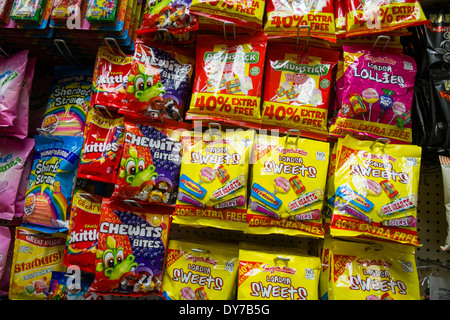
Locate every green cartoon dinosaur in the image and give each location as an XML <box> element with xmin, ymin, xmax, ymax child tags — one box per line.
<box><xmin>119</xmin><ymin>146</ymin><xmax>158</xmax><ymax>187</ymax></box>
<box><xmin>96</xmin><ymin>236</ymin><xmax>138</xmax><ymax>280</ymax></box>
<box><xmin>127</xmin><ymin>64</ymin><xmax>166</xmax><ymax>103</ymax></box>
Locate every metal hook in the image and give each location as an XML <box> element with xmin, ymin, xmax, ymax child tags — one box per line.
<box><xmin>0</xmin><ymin>47</ymin><xmax>9</xmax><ymax>58</ymax></box>
<box><xmin>365</xmin><ymin>244</ymin><xmax>384</xmax><ymax>252</ymax></box>
<box><xmin>296</xmin><ymin>25</ymin><xmax>311</xmax><ymax>52</ymax></box>
<box><xmin>275</xmin><ymin>256</ymin><xmax>290</xmax><ymax>262</ymax></box>
<box><xmin>205</xmin><ymin>122</ymin><xmax>223</xmax><ymax>141</ymax></box>
<box><xmin>370</xmin><ymin>137</ymin><xmax>390</xmax><ymax>150</ymax></box>
<box><xmin>372</xmin><ymin>35</ymin><xmax>391</xmax><ymax>51</ymax></box>
<box><xmin>124</xmin><ymin>199</ymin><xmax>143</xmax><ymax>208</ymax></box>
<box><xmin>78</xmin><ymin>193</ymin><xmax>101</xmax><ymax>203</ymax></box>
<box><xmin>285</xmin><ymin>129</ymin><xmax>301</xmax><ymax>146</ymax></box>
<box><xmin>144</xmin><ymin>109</ymin><xmax>165</xmax><ymax>124</ymax></box>
<box><xmin>94</xmin><ymin>105</ymin><xmax>114</xmax><ymax>119</ymax></box>
<box><xmin>157</xmin><ymin>28</ymin><xmax>174</xmax><ymax>46</ymax></box>
<box><xmin>191</xmin><ymin>248</ymin><xmax>210</xmax><ymax>253</ymax></box>
<box><xmin>223</xmin><ymin>22</ymin><xmax>236</xmax><ymax>41</ymax></box>
<box><xmin>104</xmin><ymin>37</ymin><xmax>126</xmax><ymax>57</ymax></box>
<box><xmin>36</xmin><ymin>128</ymin><xmax>63</xmax><ymax>142</ymax></box>
<box><xmin>54</xmin><ymin>39</ymin><xmax>84</xmax><ymax>69</ymax></box>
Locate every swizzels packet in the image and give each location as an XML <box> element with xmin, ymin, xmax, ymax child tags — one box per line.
<box><xmin>91</xmin><ymin>46</ymin><xmax>133</xmax><ymax>111</ymax></box>
<box><xmin>122</xmin><ymin>43</ymin><xmax>194</xmax><ymax>123</ymax></box>
<box><xmin>77</xmin><ymin>107</ymin><xmax>125</xmax><ymax>184</ymax></box>
<box><xmin>112</xmin><ymin>115</ymin><xmax>189</xmax><ymax>205</ymax></box>
<box><xmin>246</xmin><ymin>132</ymin><xmax>329</xmax><ymax>238</ymax></box>
<box><xmin>330</xmin><ymin>135</ymin><xmax>421</xmax><ymax>246</ymax></box>
<box><xmin>261</xmin><ymin>44</ymin><xmax>339</xmax><ymax>140</ymax></box>
<box><xmin>90</xmin><ymin>198</ymin><xmax>171</xmax><ymax>297</ymax></box>
<box><xmin>237</xmin><ymin>246</ymin><xmax>321</xmax><ymax>300</ymax></box>
<box><xmin>173</xmin><ymin>126</ymin><xmax>254</xmax><ymax>231</ymax></box>
<box><xmin>328</xmin><ymin>239</ymin><xmax>420</xmax><ymax>300</ymax></box>
<box><xmin>329</xmin><ymin>45</ymin><xmax>417</xmax><ymax>144</ymax></box>
<box><xmin>187</xmin><ymin>33</ymin><xmax>267</xmax><ymax>127</ymax></box>
<box><xmin>161</xmin><ymin>239</ymin><xmax>239</xmax><ymax>300</ymax></box>
<box><xmin>345</xmin><ymin>0</ymin><xmax>428</xmax><ymax>38</ymax></box>
<box><xmin>22</xmin><ymin>135</ymin><xmax>83</xmax><ymax>233</ymax></box>
<box><xmin>264</xmin><ymin>0</ymin><xmax>336</xmax><ymax>42</ymax></box>
<box><xmin>9</xmin><ymin>227</ymin><xmax>66</xmax><ymax>300</ymax></box>
<box><xmin>41</xmin><ymin>66</ymin><xmax>92</xmax><ymax>137</ymax></box>
<box><xmin>63</xmin><ymin>190</ymin><xmax>102</xmax><ymax>274</ymax></box>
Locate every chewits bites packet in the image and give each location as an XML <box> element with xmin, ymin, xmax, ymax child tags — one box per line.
<box><xmin>162</xmin><ymin>239</ymin><xmax>239</xmax><ymax>300</ymax></box>
<box><xmin>64</xmin><ymin>190</ymin><xmax>102</xmax><ymax>274</ymax></box>
<box><xmin>328</xmin><ymin>239</ymin><xmax>420</xmax><ymax>300</ymax></box>
<box><xmin>0</xmin><ymin>137</ymin><xmax>35</xmax><ymax>221</ymax></box>
<box><xmin>187</xmin><ymin>33</ymin><xmax>267</xmax><ymax>127</ymax></box>
<box><xmin>261</xmin><ymin>44</ymin><xmax>339</xmax><ymax>140</ymax></box>
<box><xmin>22</xmin><ymin>134</ymin><xmax>83</xmax><ymax>233</ymax></box>
<box><xmin>9</xmin><ymin>227</ymin><xmax>66</xmax><ymax>300</ymax></box>
<box><xmin>345</xmin><ymin>0</ymin><xmax>427</xmax><ymax>38</ymax></box>
<box><xmin>329</xmin><ymin>45</ymin><xmax>417</xmax><ymax>144</ymax></box>
<box><xmin>90</xmin><ymin>198</ymin><xmax>171</xmax><ymax>297</ymax></box>
<box><xmin>77</xmin><ymin>107</ymin><xmax>125</xmax><ymax>184</ymax></box>
<box><xmin>330</xmin><ymin>135</ymin><xmax>421</xmax><ymax>246</ymax></box>
<box><xmin>91</xmin><ymin>46</ymin><xmax>132</xmax><ymax>110</ymax></box>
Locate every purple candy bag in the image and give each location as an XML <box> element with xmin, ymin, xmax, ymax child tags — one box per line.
<box><xmin>14</xmin><ymin>150</ymin><xmax>34</xmax><ymax>218</ymax></box>
<box><xmin>0</xmin><ymin>50</ymin><xmax>28</xmax><ymax>128</ymax></box>
<box><xmin>0</xmin><ymin>226</ymin><xmax>11</xmax><ymax>282</ymax></box>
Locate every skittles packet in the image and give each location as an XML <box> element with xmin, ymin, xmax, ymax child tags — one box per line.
<box><xmin>161</xmin><ymin>239</ymin><xmax>239</xmax><ymax>300</ymax></box>
<box><xmin>41</xmin><ymin>66</ymin><xmax>92</xmax><ymax>137</ymax></box>
<box><xmin>90</xmin><ymin>198</ymin><xmax>171</xmax><ymax>297</ymax></box>
<box><xmin>237</xmin><ymin>245</ymin><xmax>321</xmax><ymax>300</ymax></box>
<box><xmin>187</xmin><ymin>33</ymin><xmax>267</xmax><ymax>127</ymax></box>
<box><xmin>246</xmin><ymin>132</ymin><xmax>329</xmax><ymax>238</ymax></box>
<box><xmin>329</xmin><ymin>45</ymin><xmax>417</xmax><ymax>144</ymax></box>
<box><xmin>22</xmin><ymin>134</ymin><xmax>84</xmax><ymax>233</ymax></box>
<box><xmin>330</xmin><ymin>135</ymin><xmax>421</xmax><ymax>246</ymax></box>
<box><xmin>91</xmin><ymin>46</ymin><xmax>133</xmax><ymax>111</ymax></box>
<box><xmin>63</xmin><ymin>190</ymin><xmax>102</xmax><ymax>274</ymax></box>
<box><xmin>77</xmin><ymin>107</ymin><xmax>125</xmax><ymax>184</ymax></box>
<box><xmin>261</xmin><ymin>44</ymin><xmax>339</xmax><ymax>140</ymax></box>
<box><xmin>112</xmin><ymin>115</ymin><xmax>189</xmax><ymax>205</ymax></box>
<box><xmin>173</xmin><ymin>126</ymin><xmax>254</xmax><ymax>231</ymax></box>
<box><xmin>9</xmin><ymin>227</ymin><xmax>66</xmax><ymax>300</ymax></box>
<box><xmin>328</xmin><ymin>239</ymin><xmax>420</xmax><ymax>300</ymax></box>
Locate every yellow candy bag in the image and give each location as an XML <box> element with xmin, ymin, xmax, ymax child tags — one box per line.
<box><xmin>246</xmin><ymin>131</ymin><xmax>329</xmax><ymax>238</ymax></box>
<box><xmin>161</xmin><ymin>239</ymin><xmax>239</xmax><ymax>300</ymax></box>
<box><xmin>173</xmin><ymin>125</ymin><xmax>255</xmax><ymax>231</ymax></box>
<box><xmin>237</xmin><ymin>245</ymin><xmax>320</xmax><ymax>300</ymax></box>
<box><xmin>9</xmin><ymin>227</ymin><xmax>66</xmax><ymax>300</ymax></box>
<box><xmin>318</xmin><ymin>236</ymin><xmax>332</xmax><ymax>300</ymax></box>
<box><xmin>328</xmin><ymin>239</ymin><xmax>420</xmax><ymax>300</ymax></box>
<box><xmin>330</xmin><ymin>135</ymin><xmax>421</xmax><ymax>246</ymax></box>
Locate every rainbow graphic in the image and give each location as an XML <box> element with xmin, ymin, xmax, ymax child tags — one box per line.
<box><xmin>42</xmin><ymin>104</ymin><xmax>88</xmax><ymax>136</ymax></box>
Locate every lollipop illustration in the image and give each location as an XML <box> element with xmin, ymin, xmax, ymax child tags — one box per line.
<box><xmin>362</xmin><ymin>88</ymin><xmax>379</xmax><ymax>122</ymax></box>
<box><xmin>388</xmin><ymin>101</ymin><xmax>406</xmax><ymax>125</ymax></box>
<box><xmin>273</xmin><ymin>177</ymin><xmax>290</xmax><ymax>194</ymax></box>
<box><xmin>377</xmin><ymin>89</ymin><xmax>394</xmax><ymax>122</ymax></box>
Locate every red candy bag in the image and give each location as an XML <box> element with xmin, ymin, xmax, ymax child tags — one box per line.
<box><xmin>77</xmin><ymin>107</ymin><xmax>125</xmax><ymax>184</ymax></box>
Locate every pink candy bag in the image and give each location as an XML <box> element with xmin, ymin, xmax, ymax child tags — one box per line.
<box><xmin>0</xmin><ymin>226</ymin><xmax>11</xmax><ymax>283</ymax></box>
<box><xmin>0</xmin><ymin>137</ymin><xmax>35</xmax><ymax>220</ymax></box>
<box><xmin>329</xmin><ymin>45</ymin><xmax>417</xmax><ymax>144</ymax></box>
<box><xmin>0</xmin><ymin>50</ymin><xmax>28</xmax><ymax>128</ymax></box>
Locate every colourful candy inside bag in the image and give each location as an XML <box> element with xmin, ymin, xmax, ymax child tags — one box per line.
<box><xmin>41</xmin><ymin>66</ymin><xmax>92</xmax><ymax>137</ymax></box>
<box><xmin>77</xmin><ymin>107</ymin><xmax>125</xmax><ymax>184</ymax></box>
<box><xmin>9</xmin><ymin>227</ymin><xmax>66</xmax><ymax>300</ymax></box>
<box><xmin>113</xmin><ymin>115</ymin><xmax>188</xmax><ymax>205</ymax></box>
<box><xmin>46</xmin><ymin>270</ymin><xmax>108</xmax><ymax>300</ymax></box>
<box><xmin>90</xmin><ymin>198</ymin><xmax>171</xmax><ymax>296</ymax></box>
<box><xmin>86</xmin><ymin>0</ymin><xmax>118</xmax><ymax>23</ymax></box>
<box><xmin>161</xmin><ymin>239</ymin><xmax>239</xmax><ymax>300</ymax></box>
<box><xmin>246</xmin><ymin>133</ymin><xmax>329</xmax><ymax>238</ymax></box>
<box><xmin>329</xmin><ymin>45</ymin><xmax>417</xmax><ymax>144</ymax></box>
<box><xmin>187</xmin><ymin>33</ymin><xmax>267</xmax><ymax>127</ymax></box>
<box><xmin>51</xmin><ymin>0</ymin><xmax>82</xmax><ymax>20</ymax></box>
<box><xmin>261</xmin><ymin>44</ymin><xmax>339</xmax><ymax>140</ymax></box>
<box><xmin>64</xmin><ymin>190</ymin><xmax>102</xmax><ymax>274</ymax></box>
<box><xmin>9</xmin><ymin>0</ymin><xmax>47</xmax><ymax>22</ymax></box>
<box><xmin>237</xmin><ymin>246</ymin><xmax>321</xmax><ymax>300</ymax></box>
<box><xmin>91</xmin><ymin>46</ymin><xmax>132</xmax><ymax>111</ymax></box>
<box><xmin>23</xmin><ymin>134</ymin><xmax>83</xmax><ymax>233</ymax></box>
<box><xmin>330</xmin><ymin>135</ymin><xmax>421</xmax><ymax>246</ymax></box>
<box><xmin>122</xmin><ymin>43</ymin><xmax>194</xmax><ymax>122</ymax></box>
<box><xmin>328</xmin><ymin>239</ymin><xmax>420</xmax><ymax>300</ymax></box>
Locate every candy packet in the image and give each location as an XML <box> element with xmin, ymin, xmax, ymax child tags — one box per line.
<box><xmin>14</xmin><ymin>149</ymin><xmax>34</xmax><ymax>219</ymax></box>
<box><xmin>122</xmin><ymin>42</ymin><xmax>194</xmax><ymax>123</ymax></box>
<box><xmin>173</xmin><ymin>125</ymin><xmax>254</xmax><ymax>231</ymax></box>
<box><xmin>261</xmin><ymin>44</ymin><xmax>339</xmax><ymax>140</ymax></box>
<box><xmin>9</xmin><ymin>0</ymin><xmax>47</xmax><ymax>23</ymax></box>
<box><xmin>0</xmin><ymin>226</ymin><xmax>13</xmax><ymax>297</ymax></box>
<box><xmin>89</xmin><ymin>198</ymin><xmax>171</xmax><ymax>297</ymax></box>
<box><xmin>237</xmin><ymin>244</ymin><xmax>321</xmax><ymax>300</ymax></box>
<box><xmin>429</xmin><ymin>68</ymin><xmax>450</xmax><ymax>156</ymax></box>
<box><xmin>0</xmin><ymin>226</ymin><xmax>11</xmax><ymax>283</ymax></box>
<box><xmin>91</xmin><ymin>46</ymin><xmax>133</xmax><ymax>111</ymax></box>
<box><xmin>186</xmin><ymin>33</ymin><xmax>267</xmax><ymax>127</ymax></box>
<box><xmin>161</xmin><ymin>239</ymin><xmax>239</xmax><ymax>300</ymax></box>
<box><xmin>9</xmin><ymin>227</ymin><xmax>66</xmax><ymax>300</ymax></box>
<box><xmin>63</xmin><ymin>190</ymin><xmax>102</xmax><ymax>273</ymax></box>
<box><xmin>50</xmin><ymin>0</ymin><xmax>82</xmax><ymax>20</ymax></box>
<box><xmin>22</xmin><ymin>134</ymin><xmax>84</xmax><ymax>233</ymax></box>
<box><xmin>328</xmin><ymin>238</ymin><xmax>420</xmax><ymax>300</ymax></box>
<box><xmin>439</xmin><ymin>155</ymin><xmax>450</xmax><ymax>251</ymax></box>
<box><xmin>330</xmin><ymin>135</ymin><xmax>422</xmax><ymax>246</ymax></box>
<box><xmin>112</xmin><ymin>115</ymin><xmax>189</xmax><ymax>205</ymax></box>
<box><xmin>0</xmin><ymin>137</ymin><xmax>35</xmax><ymax>221</ymax></box>
<box><xmin>246</xmin><ymin>132</ymin><xmax>329</xmax><ymax>238</ymax></box>
<box><xmin>329</xmin><ymin>45</ymin><xmax>417</xmax><ymax>144</ymax></box>
<box><xmin>318</xmin><ymin>236</ymin><xmax>332</xmax><ymax>300</ymax></box>
<box><xmin>86</xmin><ymin>0</ymin><xmax>119</xmax><ymax>23</ymax></box>
<box><xmin>40</xmin><ymin>66</ymin><xmax>92</xmax><ymax>137</ymax></box>
<box><xmin>0</xmin><ymin>50</ymin><xmax>28</xmax><ymax>128</ymax></box>
<box><xmin>77</xmin><ymin>107</ymin><xmax>125</xmax><ymax>184</ymax></box>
